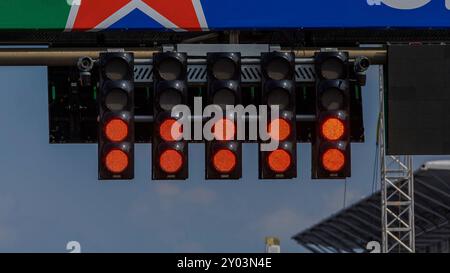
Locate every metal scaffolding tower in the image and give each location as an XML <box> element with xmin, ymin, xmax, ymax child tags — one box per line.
<box><xmin>378</xmin><ymin>66</ymin><xmax>416</xmax><ymax>253</ymax></box>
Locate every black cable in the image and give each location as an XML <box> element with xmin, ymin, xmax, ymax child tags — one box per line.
<box><xmin>372</xmin><ymin>144</ymin><xmax>379</xmax><ymax>193</ymax></box>
<box><xmin>343</xmin><ymin>178</ymin><xmax>348</xmax><ymax>209</ymax></box>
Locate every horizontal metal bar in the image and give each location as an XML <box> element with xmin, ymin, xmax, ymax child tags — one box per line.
<box><xmin>89</xmin><ymin>57</ymin><xmax>345</xmax><ymax>66</ymax></box>
<box><xmin>415</xmin><ymin>190</ymin><xmax>450</xmax><ymax>211</ymax></box>
<box><xmin>414</xmin><ymin>202</ymin><xmax>447</xmax><ymax>222</ymax></box>
<box><xmin>146</xmin><ymin>57</ymin><xmax>363</xmax><ymax>66</ymax></box>
<box><xmin>0</xmin><ymin>47</ymin><xmax>386</xmax><ymax>66</ymax></box>
<box><xmin>415</xmin><ymin>220</ymin><xmax>449</xmax><ymax>239</ymax></box>
<box><xmin>135</xmin><ymin>114</ymin><xmax>316</xmax><ymax>123</ymax></box>
<box><xmin>188</xmin><ymin>57</ymin><xmax>285</xmax><ymax>65</ymax></box>
<box><xmin>135</xmin><ymin>116</ymin><xmax>153</xmax><ymax>123</ymax></box>
<box><xmin>416</xmin><ymin>177</ymin><xmax>450</xmax><ymax>199</ymax></box>
<box><xmin>386</xmin><ymin>169</ymin><xmax>410</xmax><ymax>173</ymax></box>
<box><xmin>135</xmin><ymin>63</ymin><xmax>317</xmax><ymax>83</ymax></box>
<box><xmin>386</xmin><ymin>201</ymin><xmax>412</xmax><ymax>206</ymax></box>
<box><xmin>292</xmin><ymin>48</ymin><xmax>386</xmax><ymax>65</ymax></box>
<box><xmin>0</xmin><ymin>48</ymin><xmax>159</xmax><ymax>66</ymax></box>
<box><xmin>387</xmin><ymin>228</ymin><xmax>412</xmax><ymax>232</ymax></box>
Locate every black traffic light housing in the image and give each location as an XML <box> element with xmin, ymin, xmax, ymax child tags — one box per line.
<box><xmin>152</xmin><ymin>52</ymin><xmax>189</xmax><ymax>180</ymax></box>
<box><xmin>313</xmin><ymin>51</ymin><xmax>351</xmax><ymax>179</ymax></box>
<box><xmin>259</xmin><ymin>52</ymin><xmax>297</xmax><ymax>179</ymax></box>
<box><xmin>205</xmin><ymin>52</ymin><xmax>242</xmax><ymax>179</ymax></box>
<box><xmin>98</xmin><ymin>52</ymin><xmax>135</xmax><ymax>180</ymax></box>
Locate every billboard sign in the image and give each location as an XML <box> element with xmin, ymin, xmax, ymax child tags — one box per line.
<box><xmin>0</xmin><ymin>0</ymin><xmax>450</xmax><ymax>31</ymax></box>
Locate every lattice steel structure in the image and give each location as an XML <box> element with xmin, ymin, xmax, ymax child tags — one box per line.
<box><xmin>293</xmin><ymin>162</ymin><xmax>450</xmax><ymax>252</ymax></box>
<box><xmin>378</xmin><ymin>66</ymin><xmax>415</xmax><ymax>253</ymax></box>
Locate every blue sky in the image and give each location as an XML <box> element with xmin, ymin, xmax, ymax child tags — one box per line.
<box><xmin>0</xmin><ymin>65</ymin><xmax>447</xmax><ymax>253</ymax></box>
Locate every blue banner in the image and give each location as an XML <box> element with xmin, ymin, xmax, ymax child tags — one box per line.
<box><xmin>201</xmin><ymin>0</ymin><xmax>450</xmax><ymax>29</ymax></box>
<box><xmin>10</xmin><ymin>0</ymin><xmax>448</xmax><ymax>31</ymax></box>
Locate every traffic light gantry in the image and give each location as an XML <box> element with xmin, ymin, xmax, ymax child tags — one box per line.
<box><xmin>94</xmin><ymin>49</ymin><xmax>363</xmax><ymax>181</ymax></box>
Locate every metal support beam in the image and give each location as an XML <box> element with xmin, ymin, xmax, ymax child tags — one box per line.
<box><xmin>345</xmin><ymin>214</ymin><xmax>381</xmax><ymax>238</ymax></box>
<box><xmin>415</xmin><ymin>177</ymin><xmax>450</xmax><ymax>200</ymax></box>
<box><xmin>415</xmin><ymin>202</ymin><xmax>447</xmax><ymax>222</ymax></box>
<box><xmin>307</xmin><ymin>234</ymin><xmax>340</xmax><ymax>253</ymax></box>
<box><xmin>356</xmin><ymin>207</ymin><xmax>381</xmax><ymax>222</ymax></box>
<box><xmin>378</xmin><ymin>65</ymin><xmax>416</xmax><ymax>253</ymax></box>
<box><xmin>318</xmin><ymin>228</ymin><xmax>356</xmax><ymax>252</ymax></box>
<box><xmin>0</xmin><ymin>48</ymin><xmax>158</xmax><ymax>66</ymax></box>
<box><xmin>0</xmin><ymin>47</ymin><xmax>387</xmax><ymax>66</ymax></box>
<box><xmin>291</xmin><ymin>48</ymin><xmax>386</xmax><ymax>65</ymax></box>
<box><xmin>333</xmin><ymin>218</ymin><xmax>377</xmax><ymax>241</ymax></box>
<box><xmin>415</xmin><ymin>190</ymin><xmax>450</xmax><ymax>211</ymax></box>
<box><xmin>298</xmin><ymin>241</ymin><xmax>322</xmax><ymax>253</ymax></box>
<box><xmin>325</xmin><ymin>225</ymin><xmax>367</xmax><ymax>250</ymax></box>
<box><xmin>229</xmin><ymin>31</ymin><xmax>240</xmax><ymax>44</ymax></box>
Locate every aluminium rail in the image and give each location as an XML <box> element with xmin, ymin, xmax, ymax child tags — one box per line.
<box><xmin>0</xmin><ymin>48</ymin><xmax>386</xmax><ymax>66</ymax></box>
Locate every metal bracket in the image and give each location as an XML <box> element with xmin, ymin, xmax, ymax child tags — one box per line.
<box><xmin>133</xmin><ymin>63</ymin><xmax>316</xmax><ymax>83</ymax></box>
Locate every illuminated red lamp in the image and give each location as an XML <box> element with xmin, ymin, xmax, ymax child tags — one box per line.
<box><xmin>267</xmin><ymin>149</ymin><xmax>292</xmax><ymax>173</ymax></box>
<box><xmin>268</xmin><ymin>118</ymin><xmax>291</xmax><ymax>141</ymax></box>
<box><xmin>159</xmin><ymin>149</ymin><xmax>184</xmax><ymax>174</ymax></box>
<box><xmin>159</xmin><ymin>118</ymin><xmax>183</xmax><ymax>142</ymax></box>
<box><xmin>321</xmin><ymin>148</ymin><xmax>345</xmax><ymax>172</ymax></box>
<box><xmin>321</xmin><ymin>117</ymin><xmax>345</xmax><ymax>141</ymax></box>
<box><xmin>105</xmin><ymin>149</ymin><xmax>129</xmax><ymax>173</ymax></box>
<box><xmin>213</xmin><ymin>149</ymin><xmax>237</xmax><ymax>173</ymax></box>
<box><xmin>104</xmin><ymin>118</ymin><xmax>129</xmax><ymax>142</ymax></box>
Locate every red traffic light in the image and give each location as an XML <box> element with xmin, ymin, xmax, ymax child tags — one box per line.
<box><xmin>104</xmin><ymin>118</ymin><xmax>129</xmax><ymax>142</ymax></box>
<box><xmin>267</xmin><ymin>149</ymin><xmax>292</xmax><ymax>173</ymax></box>
<box><xmin>159</xmin><ymin>118</ymin><xmax>183</xmax><ymax>142</ymax></box>
<box><xmin>159</xmin><ymin>149</ymin><xmax>184</xmax><ymax>174</ymax></box>
<box><xmin>268</xmin><ymin>118</ymin><xmax>291</xmax><ymax>141</ymax></box>
<box><xmin>322</xmin><ymin>148</ymin><xmax>346</xmax><ymax>172</ymax></box>
<box><xmin>98</xmin><ymin>52</ymin><xmax>134</xmax><ymax>180</ymax></box>
<box><xmin>105</xmin><ymin>149</ymin><xmax>129</xmax><ymax>173</ymax></box>
<box><xmin>321</xmin><ymin>117</ymin><xmax>345</xmax><ymax>141</ymax></box>
<box><xmin>213</xmin><ymin>149</ymin><xmax>237</xmax><ymax>173</ymax></box>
